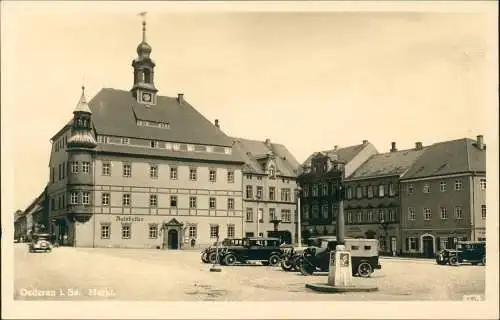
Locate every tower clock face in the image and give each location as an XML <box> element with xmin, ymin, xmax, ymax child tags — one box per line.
<box><xmin>142</xmin><ymin>92</ymin><xmax>152</xmax><ymax>102</ymax></box>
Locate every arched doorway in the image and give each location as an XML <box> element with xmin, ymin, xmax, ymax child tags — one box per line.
<box><xmin>168</xmin><ymin>229</ymin><xmax>179</xmax><ymax>249</ymax></box>
<box><xmin>422</xmin><ymin>235</ymin><xmax>435</xmax><ymax>257</ymax></box>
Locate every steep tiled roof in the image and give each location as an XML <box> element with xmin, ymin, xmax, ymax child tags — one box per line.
<box><xmin>89</xmin><ymin>88</ymin><xmax>233</xmax><ymax>147</ymax></box>
<box><xmin>347</xmin><ymin>148</ymin><xmax>427</xmax><ymax>180</ymax></box>
<box><xmin>402</xmin><ymin>138</ymin><xmax>486</xmax><ymax>180</ymax></box>
<box><xmin>302</xmin><ymin>143</ymin><xmax>368</xmax><ymax>167</ymax></box>
<box><xmin>231</xmin><ymin>137</ymin><xmax>300</xmax><ymax>177</ymax></box>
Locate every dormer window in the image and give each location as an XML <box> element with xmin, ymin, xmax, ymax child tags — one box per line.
<box><xmin>269</xmin><ymin>165</ymin><xmax>276</xmax><ymax>179</ymax></box>
<box><xmin>150</xmin><ymin>140</ymin><xmax>159</xmax><ymax>148</ymax></box>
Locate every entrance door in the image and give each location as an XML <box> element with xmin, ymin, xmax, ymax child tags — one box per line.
<box><xmin>168</xmin><ymin>229</ymin><xmax>179</xmax><ymax>249</ymax></box>
<box><xmin>422</xmin><ymin>236</ymin><xmax>434</xmax><ymax>258</ymax></box>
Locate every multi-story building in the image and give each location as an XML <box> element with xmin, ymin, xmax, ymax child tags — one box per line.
<box><xmin>232</xmin><ymin>137</ymin><xmax>300</xmax><ymax>244</ymax></box>
<box><xmin>343</xmin><ymin>141</ymin><xmax>427</xmax><ymax>255</ymax></box>
<box><xmin>400</xmin><ymin>136</ymin><xmax>486</xmax><ymax>257</ymax></box>
<box><xmin>14</xmin><ymin>189</ymin><xmax>48</xmax><ymax>241</ymax></box>
<box><xmin>46</xmin><ymin>19</ymin><xmax>246</xmax><ymax>249</ymax></box>
<box><xmin>297</xmin><ymin>141</ymin><xmax>377</xmax><ymax>240</ymax></box>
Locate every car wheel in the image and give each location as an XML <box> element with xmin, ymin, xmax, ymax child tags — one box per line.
<box><xmin>357</xmin><ymin>262</ymin><xmax>373</xmax><ymax>277</ymax></box>
<box><xmin>208</xmin><ymin>252</ymin><xmax>218</xmax><ymax>264</ymax></box>
<box><xmin>481</xmin><ymin>256</ymin><xmax>486</xmax><ymax>266</ymax></box>
<box><xmin>293</xmin><ymin>257</ymin><xmax>303</xmax><ymax>272</ymax></box>
<box><xmin>201</xmin><ymin>252</ymin><xmax>209</xmax><ymax>263</ymax></box>
<box><xmin>281</xmin><ymin>260</ymin><xmax>294</xmax><ymax>271</ymax></box>
<box><xmin>268</xmin><ymin>254</ymin><xmax>280</xmax><ymax>266</ymax></box>
<box><xmin>299</xmin><ymin>262</ymin><xmax>315</xmax><ymax>276</ymax></box>
<box><xmin>223</xmin><ymin>253</ymin><xmax>237</xmax><ymax>266</ymax></box>
<box><xmin>449</xmin><ymin>256</ymin><xmax>459</xmax><ymax>266</ymax></box>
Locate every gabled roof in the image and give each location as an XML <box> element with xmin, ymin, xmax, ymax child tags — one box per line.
<box><xmin>401</xmin><ymin>138</ymin><xmax>486</xmax><ymax>180</ymax></box>
<box><xmin>230</xmin><ymin>137</ymin><xmax>300</xmax><ymax>177</ymax></box>
<box><xmin>302</xmin><ymin>143</ymin><xmax>369</xmax><ymax>168</ymax></box>
<box><xmin>89</xmin><ymin>88</ymin><xmax>234</xmax><ymax>147</ymax></box>
<box><xmin>347</xmin><ymin>147</ymin><xmax>427</xmax><ymax>180</ymax></box>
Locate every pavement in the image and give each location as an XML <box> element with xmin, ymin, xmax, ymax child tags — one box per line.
<box><xmin>14</xmin><ymin>243</ymin><xmax>485</xmax><ymax>301</ymax></box>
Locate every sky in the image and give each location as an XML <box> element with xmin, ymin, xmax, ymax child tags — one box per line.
<box><xmin>1</xmin><ymin>1</ymin><xmax>498</xmax><ymax>212</ymax></box>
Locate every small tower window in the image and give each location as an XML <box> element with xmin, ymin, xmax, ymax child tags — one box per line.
<box><xmin>144</xmin><ymin>69</ymin><xmax>152</xmax><ymax>84</ymax></box>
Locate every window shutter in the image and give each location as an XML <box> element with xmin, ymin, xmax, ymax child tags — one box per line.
<box><xmin>405</xmin><ymin>238</ymin><xmax>409</xmax><ymax>251</ymax></box>
<box><xmin>436</xmin><ymin>237</ymin><xmax>441</xmax><ymax>251</ymax></box>
<box><xmin>415</xmin><ymin>237</ymin><xmax>420</xmax><ymax>251</ymax></box>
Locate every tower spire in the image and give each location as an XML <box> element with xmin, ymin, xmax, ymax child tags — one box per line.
<box><xmin>139</xmin><ymin>11</ymin><xmax>147</xmax><ymax>42</ymax></box>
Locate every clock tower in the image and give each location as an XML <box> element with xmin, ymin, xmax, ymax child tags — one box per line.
<box><xmin>131</xmin><ymin>12</ymin><xmax>158</xmax><ymax>105</ymax></box>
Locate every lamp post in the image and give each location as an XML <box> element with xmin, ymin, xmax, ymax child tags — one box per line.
<box><xmin>379</xmin><ymin>219</ymin><xmax>390</xmax><ymax>255</ymax></box>
<box><xmin>297</xmin><ymin>187</ymin><xmax>302</xmax><ymax>248</ymax></box>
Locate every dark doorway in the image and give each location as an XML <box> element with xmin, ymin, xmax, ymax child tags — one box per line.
<box><xmin>168</xmin><ymin>229</ymin><xmax>179</xmax><ymax>249</ymax></box>
<box><xmin>267</xmin><ymin>230</ymin><xmax>293</xmax><ymax>244</ymax></box>
<box><xmin>422</xmin><ymin>236</ymin><xmax>434</xmax><ymax>258</ymax></box>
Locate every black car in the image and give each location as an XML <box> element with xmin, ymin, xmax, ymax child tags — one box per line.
<box><xmin>299</xmin><ymin>237</ymin><xmax>381</xmax><ymax>277</ymax></box>
<box><xmin>219</xmin><ymin>237</ymin><xmax>283</xmax><ymax>266</ymax></box>
<box><xmin>436</xmin><ymin>241</ymin><xmax>486</xmax><ymax>266</ymax></box>
<box><xmin>201</xmin><ymin>238</ymin><xmax>243</xmax><ymax>264</ymax></box>
<box><xmin>279</xmin><ymin>237</ymin><xmax>327</xmax><ymax>272</ymax></box>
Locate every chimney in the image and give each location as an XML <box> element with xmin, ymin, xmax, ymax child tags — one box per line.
<box><xmin>177</xmin><ymin>93</ymin><xmax>184</xmax><ymax>104</ymax></box>
<box><xmin>334</xmin><ymin>145</ymin><xmax>338</xmax><ymax>150</ymax></box>
<box><xmin>214</xmin><ymin>119</ymin><xmax>220</xmax><ymax>129</ymax></box>
<box><xmin>415</xmin><ymin>142</ymin><xmax>423</xmax><ymax>150</ymax></box>
<box><xmin>476</xmin><ymin>135</ymin><xmax>484</xmax><ymax>150</ymax></box>
<box><xmin>362</xmin><ymin>140</ymin><xmax>368</xmax><ymax>144</ymax></box>
<box><xmin>390</xmin><ymin>142</ymin><xmax>397</xmax><ymax>152</ymax></box>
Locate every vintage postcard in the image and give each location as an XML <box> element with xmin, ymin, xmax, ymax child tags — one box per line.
<box><xmin>1</xmin><ymin>1</ymin><xmax>498</xmax><ymax>319</ymax></box>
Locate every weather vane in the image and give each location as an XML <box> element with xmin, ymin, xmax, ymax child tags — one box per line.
<box><xmin>138</xmin><ymin>11</ymin><xmax>148</xmax><ymax>41</ymax></box>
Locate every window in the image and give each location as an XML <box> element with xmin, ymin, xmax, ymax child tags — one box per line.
<box><xmin>481</xmin><ymin>205</ymin><xmax>486</xmax><ymax>219</ymax></box>
<box><xmin>423</xmin><ymin>208</ymin><xmax>432</xmax><ymax>220</ymax></box>
<box><xmin>346</xmin><ymin>187</ymin><xmax>353</xmax><ymax>200</ymax></box>
<box><xmin>269</xmin><ymin>187</ymin><xmax>276</xmax><ymax>201</ymax></box>
<box><xmin>311</xmin><ymin>205</ymin><xmax>319</xmax><ymax>219</ymax></box>
<box><xmin>257</xmin><ymin>176</ymin><xmax>263</xmax><ymax>181</ymax></box>
<box><xmin>480</xmin><ymin>179</ymin><xmax>486</xmax><ymax>190</ymax></box>
<box><xmin>256</xmin><ymin>186</ymin><xmax>263</xmax><ymax>200</ymax></box>
<box><xmin>123</xmin><ymin>194</ymin><xmax>131</xmax><ymax>207</ymax></box>
<box><xmin>209</xmin><ymin>197</ymin><xmax>216</xmax><ymax>209</ymax></box>
<box><xmin>170</xmin><ymin>196</ymin><xmax>177</xmax><ymax>208</ymax></box>
<box><xmin>408</xmin><ymin>237</ymin><xmax>418</xmax><ymax>250</ymax></box>
<box><xmin>123</xmin><ymin>163</ymin><xmax>131</xmax><ymax>177</ymax></box>
<box><xmin>408</xmin><ymin>207</ymin><xmax>416</xmax><ymax>221</ymax></box>
<box><xmin>258</xmin><ymin>208</ymin><xmax>264</xmax><ymax>223</ymax></box>
<box><xmin>388</xmin><ymin>209</ymin><xmax>395</xmax><ymax>221</ymax></box>
<box><xmin>227</xmin><ymin>198</ymin><xmax>234</xmax><ymax>210</ymax></box>
<box><xmin>189</xmin><ymin>225</ymin><xmax>197</xmax><ymax>238</ymax></box>
<box><xmin>407</xmin><ymin>184</ymin><xmax>415</xmax><ymax>194</ymax></box>
<box><xmin>367</xmin><ymin>211</ymin><xmax>374</xmax><ymax>222</ymax></box>
<box><xmin>351</xmin><ymin>245</ymin><xmax>360</xmax><ymax>250</ymax></box>
<box><xmin>356</xmin><ymin>186</ymin><xmax>363</xmax><ymax>199</ymax></box>
<box><xmin>281</xmin><ymin>209</ymin><xmax>291</xmax><ymax>223</ymax></box>
<box><xmin>389</xmin><ymin>183</ymin><xmax>396</xmax><ymax>196</ymax></box>
<box><xmin>379</xmin><ymin>210</ymin><xmax>385</xmax><ymax>222</ymax></box>
<box><xmin>209</xmin><ymin>169</ymin><xmax>217</xmax><ymax>182</ymax></box>
<box><xmin>71</xmin><ymin>161</ymin><xmax>79</xmax><ymax>173</ymax></box>
<box><xmin>378</xmin><ymin>185</ymin><xmax>385</xmax><ymax>197</ymax></box>
<box><xmin>70</xmin><ymin>192</ymin><xmax>79</xmax><ymax>204</ymax></box>
<box><xmin>150</xmin><ymin>165</ymin><xmax>158</xmax><ymax>179</ymax></box>
<box><xmin>102</xmin><ymin>193</ymin><xmax>110</xmax><ymax>206</ymax></box>
<box><xmin>246</xmin><ymin>186</ymin><xmax>253</xmax><ymax>199</ymax></box>
<box><xmin>121</xmin><ymin>224</ymin><xmax>131</xmax><ymax>239</ymax></box>
<box><xmin>269</xmin><ymin>166</ymin><xmax>276</xmax><ymax>178</ymax></box>
<box><xmin>189</xmin><ymin>196</ymin><xmax>197</xmax><ymax>209</ymax></box>
<box><xmin>439</xmin><ymin>238</ymin><xmax>449</xmax><ymax>250</ymax></box>
<box><xmin>302</xmin><ymin>206</ymin><xmax>309</xmax><ymax>220</ymax></box>
<box><xmin>322</xmin><ymin>204</ymin><xmax>329</xmax><ymax>219</ymax></box>
<box><xmin>122</xmin><ymin>137</ymin><xmax>130</xmax><ymax>144</ymax></box>
<box><xmin>150</xmin><ymin>194</ymin><xmax>157</xmax><ymax>207</ymax></box>
<box><xmin>455</xmin><ymin>207</ymin><xmax>464</xmax><ymax>219</ymax></box>
<box><xmin>245</xmin><ymin>174</ymin><xmax>252</xmax><ymax>180</ymax></box>
<box><xmin>82</xmin><ymin>162</ymin><xmax>90</xmax><ymax>174</ymax></box>
<box><xmin>356</xmin><ymin>211</ymin><xmax>362</xmax><ymax>223</ymax></box>
<box><xmin>170</xmin><ymin>167</ymin><xmax>178</xmax><ymax>180</ymax></box>
<box><xmin>61</xmin><ymin>163</ymin><xmax>66</xmax><ymax>179</ymax></box>
<box><xmin>189</xmin><ymin>168</ymin><xmax>197</xmax><ymax>181</ymax></box>
<box><xmin>455</xmin><ymin>179</ymin><xmax>463</xmax><ymax>191</ymax></box>
<box><xmin>440</xmin><ymin>207</ymin><xmax>448</xmax><ymax>219</ymax></box>
<box><xmin>149</xmin><ymin>224</ymin><xmax>158</xmax><ymax>239</ymax></box>
<box><xmin>365</xmin><ymin>185</ymin><xmax>373</xmax><ymax>198</ymax></box>
<box><xmin>102</xmin><ymin>162</ymin><xmax>111</xmax><ymax>176</ymax></box>
<box><xmin>100</xmin><ymin>224</ymin><xmax>110</xmax><ymax>239</ymax></box>
<box><xmin>347</xmin><ymin>211</ymin><xmax>352</xmax><ymax>223</ymax></box>
<box><xmin>281</xmin><ymin>188</ymin><xmax>291</xmax><ymax>202</ymax></box>
<box><xmin>246</xmin><ymin>208</ymin><xmax>254</xmax><ymax>222</ymax></box>
<box><xmin>322</xmin><ymin>183</ymin><xmax>328</xmax><ymax>196</ymax></box>
<box><xmin>210</xmin><ymin>225</ymin><xmax>219</xmax><ymax>238</ymax></box>
<box><xmin>311</xmin><ymin>185</ymin><xmax>319</xmax><ymax>197</ymax></box>
<box><xmin>227</xmin><ymin>224</ymin><xmax>235</xmax><ymax>238</ymax></box>
<box><xmin>150</xmin><ymin>140</ymin><xmax>159</xmax><ymax>148</ymax></box>
<box><xmin>269</xmin><ymin>208</ymin><xmax>276</xmax><ymax>221</ymax></box>
<box><xmin>423</xmin><ymin>183</ymin><xmax>431</xmax><ymax>193</ymax></box>
<box><xmin>227</xmin><ymin>170</ymin><xmax>235</xmax><ymax>183</ymax></box>
<box><xmin>440</xmin><ymin>181</ymin><xmax>447</xmax><ymax>192</ymax></box>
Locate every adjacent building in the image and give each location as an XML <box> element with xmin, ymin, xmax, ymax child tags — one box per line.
<box><xmin>47</xmin><ymin>19</ymin><xmax>246</xmax><ymax>249</ymax></box>
<box><xmin>297</xmin><ymin>141</ymin><xmax>377</xmax><ymax>240</ymax></box>
<box><xmin>343</xmin><ymin>141</ymin><xmax>427</xmax><ymax>255</ymax></box>
<box><xmin>400</xmin><ymin>136</ymin><xmax>487</xmax><ymax>257</ymax></box>
<box><xmin>232</xmin><ymin>137</ymin><xmax>300</xmax><ymax>244</ymax></box>
<box><xmin>14</xmin><ymin>189</ymin><xmax>48</xmax><ymax>241</ymax></box>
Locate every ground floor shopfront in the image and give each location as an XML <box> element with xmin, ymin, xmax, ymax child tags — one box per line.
<box><xmin>53</xmin><ymin>213</ymin><xmax>244</xmax><ymax>249</ymax></box>
<box><xmin>401</xmin><ymin>228</ymin><xmax>471</xmax><ymax>257</ymax></box>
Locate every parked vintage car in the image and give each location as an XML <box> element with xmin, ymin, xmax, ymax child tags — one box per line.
<box><xmin>299</xmin><ymin>236</ymin><xmax>381</xmax><ymax>277</ymax></box>
<box><xmin>28</xmin><ymin>233</ymin><xmax>52</xmax><ymax>253</ymax></box>
<box><xmin>219</xmin><ymin>237</ymin><xmax>283</xmax><ymax>266</ymax></box>
<box><xmin>280</xmin><ymin>237</ymin><xmax>325</xmax><ymax>272</ymax></box>
<box><xmin>201</xmin><ymin>238</ymin><xmax>243</xmax><ymax>264</ymax></box>
<box><xmin>436</xmin><ymin>241</ymin><xmax>486</xmax><ymax>266</ymax></box>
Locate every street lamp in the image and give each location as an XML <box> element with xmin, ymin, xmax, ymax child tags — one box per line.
<box><xmin>296</xmin><ymin>187</ymin><xmax>302</xmax><ymax>248</ymax></box>
<box><xmin>379</xmin><ymin>218</ymin><xmax>390</xmax><ymax>255</ymax></box>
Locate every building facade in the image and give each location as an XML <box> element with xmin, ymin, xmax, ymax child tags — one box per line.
<box><xmin>232</xmin><ymin>137</ymin><xmax>300</xmax><ymax>244</ymax></box>
<box><xmin>343</xmin><ymin>142</ymin><xmax>427</xmax><ymax>255</ymax></box>
<box><xmin>46</xmin><ymin>19</ymin><xmax>246</xmax><ymax>249</ymax></box>
<box><xmin>297</xmin><ymin>141</ymin><xmax>377</xmax><ymax>240</ymax></box>
<box><xmin>400</xmin><ymin>136</ymin><xmax>486</xmax><ymax>257</ymax></box>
